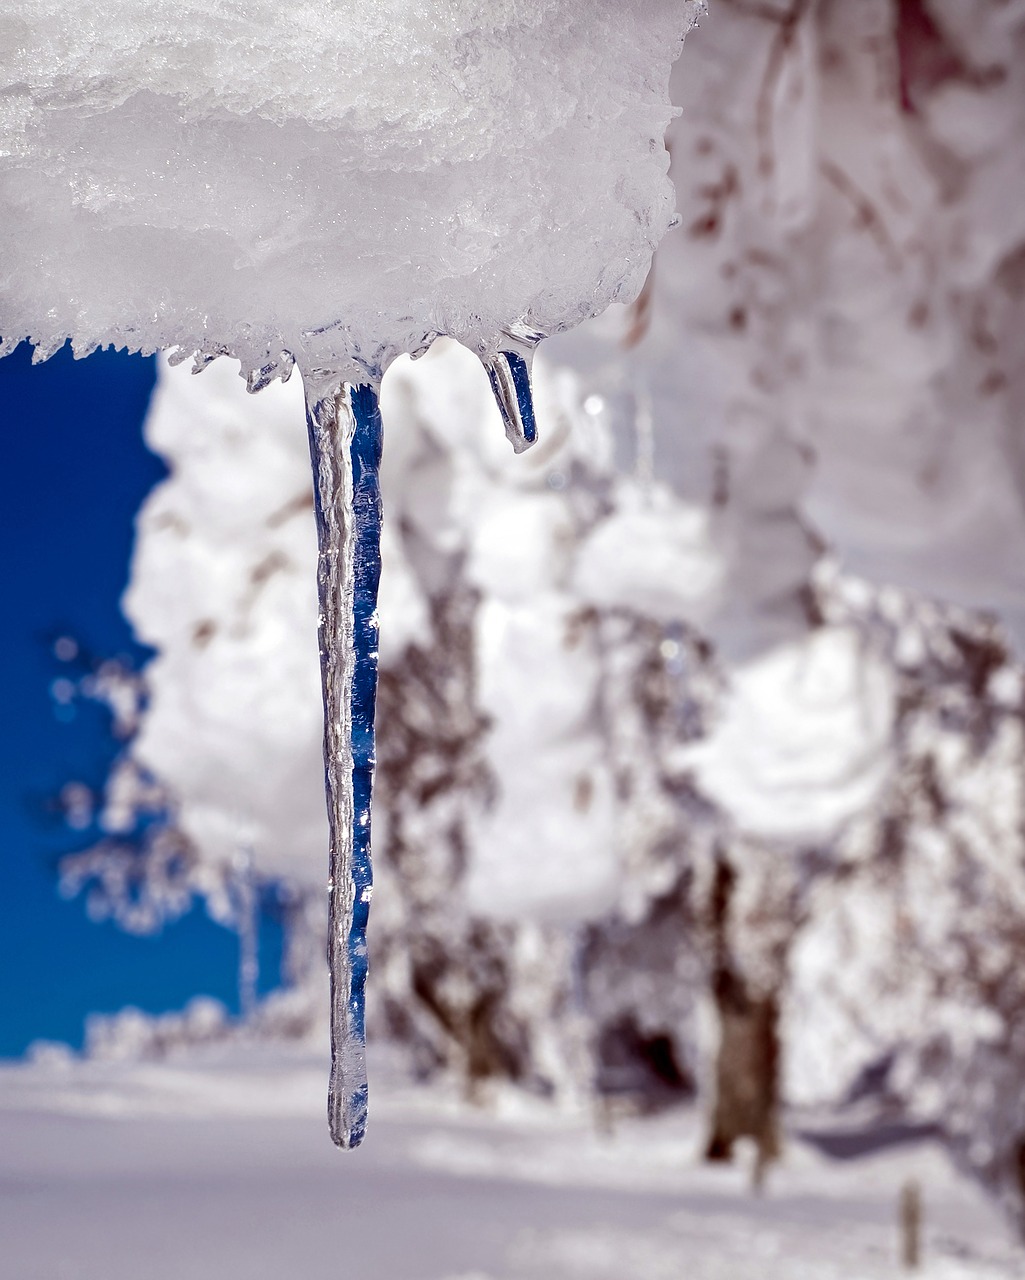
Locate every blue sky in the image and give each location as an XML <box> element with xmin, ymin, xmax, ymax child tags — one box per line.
<box><xmin>0</xmin><ymin>344</ymin><xmax>280</xmax><ymax>1057</ymax></box>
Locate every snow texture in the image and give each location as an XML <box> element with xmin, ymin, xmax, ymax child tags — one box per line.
<box><xmin>549</xmin><ymin>0</ymin><xmax>1025</xmax><ymax>650</ymax></box>
<box><xmin>1</xmin><ymin>1047</ymin><xmax>1022</xmax><ymax>1280</ymax></box>
<box><xmin>0</xmin><ymin>1</ymin><xmax>701</xmax><ymax>380</ymax></box>
<box><xmin>678</xmin><ymin>627</ymin><xmax>895</xmax><ymax>843</ymax></box>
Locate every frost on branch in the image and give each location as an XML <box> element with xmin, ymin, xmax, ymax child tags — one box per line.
<box><xmin>616</xmin><ymin>0</ymin><xmax>1025</xmax><ymax>1210</ymax></box>
<box><xmin>613</xmin><ymin>0</ymin><xmax>1025</xmax><ymax>648</ymax></box>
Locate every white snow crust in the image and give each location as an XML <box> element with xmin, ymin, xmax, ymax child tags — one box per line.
<box><xmin>0</xmin><ymin>1</ymin><xmax>701</xmax><ymax>377</ymax></box>
<box><xmin>1</xmin><ymin>1048</ymin><xmax>1021</xmax><ymax>1280</ymax></box>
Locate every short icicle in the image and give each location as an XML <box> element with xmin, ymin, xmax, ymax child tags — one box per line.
<box><xmin>484</xmin><ymin>338</ymin><xmax>540</xmax><ymax>454</ymax></box>
<box><xmin>304</xmin><ymin>373</ymin><xmax>383</xmax><ymax>1150</ymax></box>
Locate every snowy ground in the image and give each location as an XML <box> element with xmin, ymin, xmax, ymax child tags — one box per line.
<box><xmin>0</xmin><ymin>1045</ymin><xmax>1021</xmax><ymax>1280</ymax></box>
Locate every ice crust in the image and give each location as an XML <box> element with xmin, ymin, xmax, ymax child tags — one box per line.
<box><xmin>0</xmin><ymin>1</ymin><xmax>700</xmax><ymax>379</ymax></box>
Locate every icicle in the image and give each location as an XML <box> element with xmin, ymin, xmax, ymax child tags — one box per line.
<box><xmin>191</xmin><ymin>346</ymin><xmax>229</xmax><ymax>375</ymax></box>
<box><xmin>245</xmin><ymin>351</ymin><xmax>295</xmax><ymax>394</ymax></box>
<box><xmin>484</xmin><ymin>338</ymin><xmax>541</xmax><ymax>454</ymax></box>
<box><xmin>303</xmin><ymin>373</ymin><xmax>383</xmax><ymax>1150</ymax></box>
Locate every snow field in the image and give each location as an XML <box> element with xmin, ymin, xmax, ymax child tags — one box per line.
<box><xmin>0</xmin><ymin>1047</ymin><xmax>1020</xmax><ymax>1280</ymax></box>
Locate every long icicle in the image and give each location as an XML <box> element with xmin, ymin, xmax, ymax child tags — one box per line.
<box><xmin>304</xmin><ymin>376</ymin><xmax>383</xmax><ymax>1149</ymax></box>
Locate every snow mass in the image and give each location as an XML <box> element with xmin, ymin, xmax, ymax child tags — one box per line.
<box><xmin>0</xmin><ymin>0</ymin><xmax>701</xmax><ymax>380</ymax></box>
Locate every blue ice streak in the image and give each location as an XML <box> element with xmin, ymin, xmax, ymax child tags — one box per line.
<box><xmin>503</xmin><ymin>350</ymin><xmax>537</xmax><ymax>445</ymax></box>
<box><xmin>348</xmin><ymin>381</ymin><xmax>382</xmax><ymax>1037</ymax></box>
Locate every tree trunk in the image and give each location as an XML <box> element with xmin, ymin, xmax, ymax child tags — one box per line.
<box><xmin>703</xmin><ymin>856</ymin><xmax>782</xmax><ymax>1182</ymax></box>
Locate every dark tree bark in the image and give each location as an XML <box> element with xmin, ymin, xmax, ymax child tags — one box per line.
<box><xmin>703</xmin><ymin>856</ymin><xmax>782</xmax><ymax>1184</ymax></box>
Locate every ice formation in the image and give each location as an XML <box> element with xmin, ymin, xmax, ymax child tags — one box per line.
<box><xmin>0</xmin><ymin>1</ymin><xmax>706</xmax><ymax>1146</ymax></box>
<box><xmin>28</xmin><ymin>0</ymin><xmax>1025</xmax><ymax>1214</ymax></box>
<box><xmin>304</xmin><ymin>379</ymin><xmax>382</xmax><ymax>1145</ymax></box>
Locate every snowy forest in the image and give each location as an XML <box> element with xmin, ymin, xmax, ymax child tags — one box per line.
<box><xmin>5</xmin><ymin>1</ymin><xmax>1025</xmax><ymax>1277</ymax></box>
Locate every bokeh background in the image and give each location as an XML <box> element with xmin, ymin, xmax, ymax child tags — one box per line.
<box><xmin>5</xmin><ymin>4</ymin><xmax>1025</xmax><ymax>1278</ymax></box>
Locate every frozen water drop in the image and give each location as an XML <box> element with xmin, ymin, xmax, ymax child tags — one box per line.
<box><xmin>246</xmin><ymin>363</ymin><xmax>276</xmax><ymax>395</ymax></box>
<box><xmin>484</xmin><ymin>340</ymin><xmax>541</xmax><ymax>454</ymax></box>
<box><xmin>71</xmin><ymin>337</ymin><xmax>98</xmax><ymax>360</ymax></box>
<box><xmin>192</xmin><ymin>346</ymin><xmax>230</xmax><ymax>375</ymax></box>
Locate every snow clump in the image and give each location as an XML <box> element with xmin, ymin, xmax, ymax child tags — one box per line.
<box><xmin>0</xmin><ymin>1</ymin><xmax>702</xmax><ymax>380</ymax></box>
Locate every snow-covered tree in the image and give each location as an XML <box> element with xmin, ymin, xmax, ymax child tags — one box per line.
<box><xmin>46</xmin><ymin>0</ymin><xmax>1025</xmax><ymax>1224</ymax></box>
